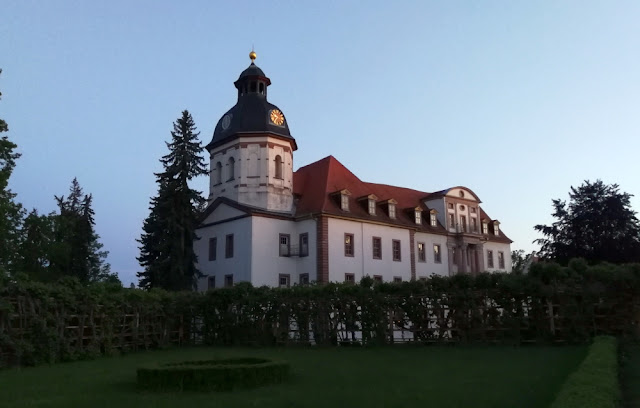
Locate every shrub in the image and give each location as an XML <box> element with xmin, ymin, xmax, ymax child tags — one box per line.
<box><xmin>549</xmin><ymin>336</ymin><xmax>620</xmax><ymax>408</ymax></box>
<box><xmin>136</xmin><ymin>358</ymin><xmax>290</xmax><ymax>392</ymax></box>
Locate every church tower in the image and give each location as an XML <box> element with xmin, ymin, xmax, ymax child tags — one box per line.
<box><xmin>206</xmin><ymin>51</ymin><xmax>297</xmax><ymax>213</ymax></box>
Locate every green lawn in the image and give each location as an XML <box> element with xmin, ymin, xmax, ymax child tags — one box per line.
<box><xmin>0</xmin><ymin>345</ymin><xmax>586</xmax><ymax>408</ymax></box>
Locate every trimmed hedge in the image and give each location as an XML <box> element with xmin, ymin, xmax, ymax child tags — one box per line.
<box><xmin>549</xmin><ymin>336</ymin><xmax>620</xmax><ymax>408</ymax></box>
<box><xmin>137</xmin><ymin>357</ymin><xmax>290</xmax><ymax>392</ymax></box>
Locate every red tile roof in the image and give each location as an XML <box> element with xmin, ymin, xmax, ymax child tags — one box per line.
<box><xmin>293</xmin><ymin>155</ymin><xmax>512</xmax><ymax>243</ymax></box>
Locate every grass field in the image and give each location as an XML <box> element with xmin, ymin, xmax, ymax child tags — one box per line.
<box><xmin>0</xmin><ymin>345</ymin><xmax>586</xmax><ymax>408</ymax></box>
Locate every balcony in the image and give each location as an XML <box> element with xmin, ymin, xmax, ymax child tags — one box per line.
<box><xmin>279</xmin><ymin>244</ymin><xmax>310</xmax><ymax>257</ymax></box>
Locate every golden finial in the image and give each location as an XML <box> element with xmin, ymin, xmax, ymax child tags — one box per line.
<box><xmin>249</xmin><ymin>48</ymin><xmax>257</xmax><ymax>62</ymax></box>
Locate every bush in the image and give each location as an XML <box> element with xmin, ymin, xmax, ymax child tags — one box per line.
<box><xmin>549</xmin><ymin>336</ymin><xmax>620</xmax><ymax>408</ymax></box>
<box><xmin>136</xmin><ymin>357</ymin><xmax>290</xmax><ymax>392</ymax></box>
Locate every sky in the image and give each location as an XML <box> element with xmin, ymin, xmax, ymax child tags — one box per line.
<box><xmin>2</xmin><ymin>1</ymin><xmax>639</xmax><ymax>286</ymax></box>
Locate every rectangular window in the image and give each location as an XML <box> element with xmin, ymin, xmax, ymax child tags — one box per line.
<box><xmin>487</xmin><ymin>250</ymin><xmax>494</xmax><ymax>268</ymax></box>
<box><xmin>392</xmin><ymin>239</ymin><xmax>401</xmax><ymax>262</ymax></box>
<box><xmin>470</xmin><ymin>207</ymin><xmax>476</xmax><ymax>213</ymax></box>
<box><xmin>471</xmin><ymin>217</ymin><xmax>477</xmax><ymax>233</ymax></box>
<box><xmin>299</xmin><ymin>273</ymin><xmax>309</xmax><ymax>285</ymax></box>
<box><xmin>368</xmin><ymin>199</ymin><xmax>376</xmax><ymax>215</ymax></box>
<box><xmin>498</xmin><ymin>251</ymin><xmax>505</xmax><ymax>269</ymax></box>
<box><xmin>449</xmin><ymin>214</ymin><xmax>455</xmax><ymax>229</ymax></box>
<box><xmin>482</xmin><ymin>222</ymin><xmax>489</xmax><ymax>235</ymax></box>
<box><xmin>225</xmin><ymin>234</ymin><xmax>234</xmax><ymax>258</ymax></box>
<box><xmin>279</xmin><ymin>233</ymin><xmax>290</xmax><ymax>257</ymax></box>
<box><xmin>224</xmin><ymin>274</ymin><xmax>233</xmax><ymax>287</ymax></box>
<box><xmin>207</xmin><ymin>276</ymin><xmax>215</xmax><ymax>290</ymax></box>
<box><xmin>494</xmin><ymin>224</ymin><xmax>500</xmax><ymax>236</ymax></box>
<box><xmin>415</xmin><ymin>210</ymin><xmax>422</xmax><ymax>225</ymax></box>
<box><xmin>344</xmin><ymin>273</ymin><xmax>355</xmax><ymax>284</ymax></box>
<box><xmin>448</xmin><ymin>203</ymin><xmax>454</xmax><ymax>209</ymax></box>
<box><xmin>389</xmin><ymin>204</ymin><xmax>396</xmax><ymax>219</ymax></box>
<box><xmin>341</xmin><ymin>194</ymin><xmax>349</xmax><ymax>211</ymax></box>
<box><xmin>460</xmin><ymin>215</ymin><xmax>467</xmax><ymax>232</ymax></box>
<box><xmin>417</xmin><ymin>242</ymin><xmax>426</xmax><ymax>262</ymax></box>
<box><xmin>452</xmin><ymin>247</ymin><xmax>457</xmax><ymax>265</ymax></box>
<box><xmin>299</xmin><ymin>233</ymin><xmax>309</xmax><ymax>257</ymax></box>
<box><xmin>279</xmin><ymin>274</ymin><xmax>290</xmax><ymax>288</ymax></box>
<box><xmin>430</xmin><ymin>214</ymin><xmax>437</xmax><ymax>227</ymax></box>
<box><xmin>344</xmin><ymin>233</ymin><xmax>354</xmax><ymax>257</ymax></box>
<box><xmin>373</xmin><ymin>275</ymin><xmax>383</xmax><ymax>283</ymax></box>
<box><xmin>433</xmin><ymin>244</ymin><xmax>442</xmax><ymax>263</ymax></box>
<box><xmin>372</xmin><ymin>237</ymin><xmax>382</xmax><ymax>259</ymax></box>
<box><xmin>393</xmin><ymin>276</ymin><xmax>402</xmax><ymax>283</ymax></box>
<box><xmin>208</xmin><ymin>237</ymin><xmax>217</xmax><ymax>261</ymax></box>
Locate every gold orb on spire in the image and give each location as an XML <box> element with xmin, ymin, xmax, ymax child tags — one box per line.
<box><xmin>249</xmin><ymin>50</ymin><xmax>257</xmax><ymax>62</ymax></box>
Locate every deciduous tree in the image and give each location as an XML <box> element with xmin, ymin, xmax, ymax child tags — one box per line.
<box><xmin>534</xmin><ymin>180</ymin><xmax>640</xmax><ymax>264</ymax></box>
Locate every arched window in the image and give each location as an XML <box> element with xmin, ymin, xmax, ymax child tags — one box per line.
<box><xmin>227</xmin><ymin>157</ymin><xmax>235</xmax><ymax>180</ymax></box>
<box><xmin>215</xmin><ymin>162</ymin><xmax>222</xmax><ymax>184</ymax></box>
<box><xmin>274</xmin><ymin>155</ymin><xmax>283</xmax><ymax>179</ymax></box>
<box><xmin>259</xmin><ymin>83</ymin><xmax>264</xmax><ymax>94</ymax></box>
<box><xmin>250</xmin><ymin>82</ymin><xmax>257</xmax><ymax>93</ymax></box>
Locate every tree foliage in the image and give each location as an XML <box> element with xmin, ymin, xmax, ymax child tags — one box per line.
<box><xmin>0</xmin><ymin>68</ymin><xmax>26</xmax><ymax>275</ymax></box>
<box><xmin>137</xmin><ymin>110</ymin><xmax>207</xmax><ymax>291</ymax></box>
<box><xmin>535</xmin><ymin>180</ymin><xmax>640</xmax><ymax>264</ymax></box>
<box><xmin>49</xmin><ymin>178</ymin><xmax>115</xmax><ymax>283</ymax></box>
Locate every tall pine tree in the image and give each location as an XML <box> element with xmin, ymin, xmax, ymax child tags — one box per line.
<box><xmin>137</xmin><ymin>110</ymin><xmax>207</xmax><ymax>291</ymax></box>
<box><xmin>49</xmin><ymin>178</ymin><xmax>114</xmax><ymax>282</ymax></box>
<box><xmin>0</xmin><ymin>68</ymin><xmax>25</xmax><ymax>276</ymax></box>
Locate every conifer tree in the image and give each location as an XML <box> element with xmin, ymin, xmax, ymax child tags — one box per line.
<box><xmin>50</xmin><ymin>178</ymin><xmax>114</xmax><ymax>282</ymax></box>
<box><xmin>137</xmin><ymin>110</ymin><xmax>207</xmax><ymax>290</ymax></box>
<box><xmin>0</xmin><ymin>68</ymin><xmax>25</xmax><ymax>275</ymax></box>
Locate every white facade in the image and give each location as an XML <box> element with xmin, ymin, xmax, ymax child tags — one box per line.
<box><xmin>194</xmin><ymin>58</ymin><xmax>512</xmax><ymax>290</ymax></box>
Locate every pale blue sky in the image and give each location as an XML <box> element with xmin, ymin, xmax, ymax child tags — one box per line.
<box><xmin>2</xmin><ymin>1</ymin><xmax>639</xmax><ymax>285</ymax></box>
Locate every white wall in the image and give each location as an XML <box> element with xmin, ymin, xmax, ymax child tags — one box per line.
<box><xmin>195</xmin><ymin>217</ymin><xmax>252</xmax><ymax>291</ymax></box>
<box><xmin>327</xmin><ymin>218</ymin><xmax>411</xmax><ymax>283</ymax></box>
<box><xmin>483</xmin><ymin>242</ymin><xmax>512</xmax><ymax>273</ymax></box>
<box><xmin>250</xmin><ymin>217</ymin><xmax>317</xmax><ymax>287</ymax></box>
<box><xmin>414</xmin><ymin>232</ymin><xmax>449</xmax><ymax>278</ymax></box>
<box><xmin>202</xmin><ymin>203</ymin><xmax>245</xmax><ymax>225</ymax></box>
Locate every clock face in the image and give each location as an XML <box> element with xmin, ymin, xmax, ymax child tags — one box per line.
<box><xmin>269</xmin><ymin>109</ymin><xmax>285</xmax><ymax>126</ymax></box>
<box><xmin>221</xmin><ymin>114</ymin><xmax>232</xmax><ymax>130</ymax></box>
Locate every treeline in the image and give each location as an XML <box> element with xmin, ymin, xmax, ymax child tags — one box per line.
<box><xmin>1</xmin><ymin>259</ymin><xmax>639</xmax><ymax>367</ymax></box>
<box><xmin>0</xmin><ymin>70</ymin><xmax>116</xmax><ymax>284</ymax></box>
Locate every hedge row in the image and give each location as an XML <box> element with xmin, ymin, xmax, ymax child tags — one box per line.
<box><xmin>1</xmin><ymin>259</ymin><xmax>640</xmax><ymax>367</ymax></box>
<box><xmin>549</xmin><ymin>336</ymin><xmax>620</xmax><ymax>408</ymax></box>
<box><xmin>137</xmin><ymin>358</ymin><xmax>290</xmax><ymax>392</ymax></box>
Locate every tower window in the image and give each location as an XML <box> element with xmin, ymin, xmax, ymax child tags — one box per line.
<box><xmin>227</xmin><ymin>157</ymin><xmax>235</xmax><ymax>181</ymax></box>
<box><xmin>259</xmin><ymin>83</ymin><xmax>264</xmax><ymax>94</ymax></box>
<box><xmin>215</xmin><ymin>162</ymin><xmax>222</xmax><ymax>184</ymax></box>
<box><xmin>274</xmin><ymin>155</ymin><xmax>283</xmax><ymax>179</ymax></box>
<box><xmin>250</xmin><ymin>81</ymin><xmax>257</xmax><ymax>93</ymax></box>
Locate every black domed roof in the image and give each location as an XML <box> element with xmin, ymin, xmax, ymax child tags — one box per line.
<box><xmin>237</xmin><ymin>62</ymin><xmax>265</xmax><ymax>80</ymax></box>
<box><xmin>207</xmin><ymin>61</ymin><xmax>295</xmax><ymax>151</ymax></box>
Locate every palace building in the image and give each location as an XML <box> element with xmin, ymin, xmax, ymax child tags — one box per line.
<box><xmin>195</xmin><ymin>52</ymin><xmax>512</xmax><ymax>290</ymax></box>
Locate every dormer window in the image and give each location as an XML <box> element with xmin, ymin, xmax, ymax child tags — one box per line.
<box><xmin>332</xmin><ymin>189</ymin><xmax>352</xmax><ymax>212</ymax></box>
<box><xmin>429</xmin><ymin>210</ymin><xmax>438</xmax><ymax>227</ymax></box>
<box><xmin>482</xmin><ymin>220</ymin><xmax>489</xmax><ymax>235</ymax></box>
<box><xmin>384</xmin><ymin>199</ymin><xmax>398</xmax><ymax>219</ymax></box>
<box><xmin>493</xmin><ymin>221</ymin><xmax>500</xmax><ymax>236</ymax></box>
<box><xmin>414</xmin><ymin>208</ymin><xmax>422</xmax><ymax>225</ymax></box>
<box><xmin>368</xmin><ymin>199</ymin><xmax>376</xmax><ymax>215</ymax></box>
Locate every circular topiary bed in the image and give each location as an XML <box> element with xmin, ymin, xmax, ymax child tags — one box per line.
<box><xmin>137</xmin><ymin>357</ymin><xmax>290</xmax><ymax>392</ymax></box>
